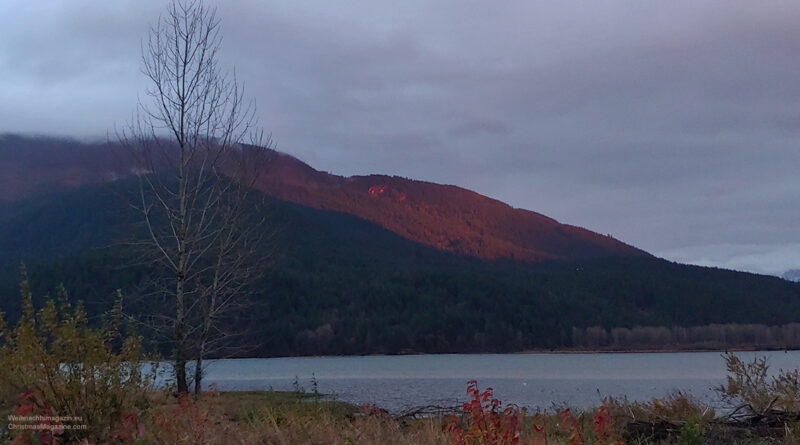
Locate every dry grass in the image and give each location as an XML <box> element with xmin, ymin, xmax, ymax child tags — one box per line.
<box><xmin>242</xmin><ymin>412</ymin><xmax>449</xmax><ymax>445</ymax></box>
<box><xmin>7</xmin><ymin>386</ymin><xmax>800</xmax><ymax>444</ymax></box>
<box><xmin>142</xmin><ymin>389</ymin><xmax>450</xmax><ymax>445</ymax></box>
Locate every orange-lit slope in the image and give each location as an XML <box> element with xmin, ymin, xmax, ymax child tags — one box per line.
<box><xmin>254</xmin><ymin>151</ymin><xmax>647</xmax><ymax>261</ymax></box>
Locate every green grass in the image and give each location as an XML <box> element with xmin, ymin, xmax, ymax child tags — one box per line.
<box><xmin>153</xmin><ymin>390</ymin><xmax>359</xmax><ymax>426</ymax></box>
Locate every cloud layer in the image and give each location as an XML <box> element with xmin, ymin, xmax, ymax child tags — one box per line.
<box><xmin>1</xmin><ymin>0</ymin><xmax>799</xmax><ymax>274</ymax></box>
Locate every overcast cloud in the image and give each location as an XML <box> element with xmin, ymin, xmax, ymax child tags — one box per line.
<box><xmin>1</xmin><ymin>0</ymin><xmax>799</xmax><ymax>275</ymax></box>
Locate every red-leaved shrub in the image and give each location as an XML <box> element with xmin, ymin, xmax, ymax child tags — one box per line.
<box><xmin>447</xmin><ymin>380</ymin><xmax>525</xmax><ymax>445</ymax></box>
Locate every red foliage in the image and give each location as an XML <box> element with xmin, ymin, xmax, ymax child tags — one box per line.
<box><xmin>556</xmin><ymin>406</ymin><xmax>623</xmax><ymax>445</ymax></box>
<box><xmin>559</xmin><ymin>409</ymin><xmax>583</xmax><ymax>445</ymax></box>
<box><xmin>446</xmin><ymin>382</ymin><xmax>623</xmax><ymax>445</ymax></box>
<box><xmin>149</xmin><ymin>386</ymin><xmax>237</xmax><ymax>444</ymax></box>
<box><xmin>9</xmin><ymin>390</ymin><xmax>61</xmax><ymax>445</ymax></box>
<box><xmin>153</xmin><ymin>393</ymin><xmax>212</xmax><ymax>442</ymax></box>
<box><xmin>105</xmin><ymin>413</ymin><xmax>146</xmax><ymax>444</ymax></box>
<box><xmin>592</xmin><ymin>405</ymin><xmax>623</xmax><ymax>445</ymax></box>
<box><xmin>9</xmin><ymin>389</ymin><xmax>146</xmax><ymax>445</ymax></box>
<box><xmin>592</xmin><ymin>406</ymin><xmax>610</xmax><ymax>439</ymax></box>
<box><xmin>446</xmin><ymin>380</ymin><xmax>526</xmax><ymax>445</ymax></box>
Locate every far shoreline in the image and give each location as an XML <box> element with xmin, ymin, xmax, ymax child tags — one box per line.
<box><xmin>517</xmin><ymin>346</ymin><xmax>798</xmax><ymax>355</ymax></box>
<box><xmin>207</xmin><ymin>346</ymin><xmax>800</xmax><ymax>361</ymax></box>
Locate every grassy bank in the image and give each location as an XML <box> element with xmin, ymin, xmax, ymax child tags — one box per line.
<box><xmin>6</xmin><ymin>380</ymin><xmax>800</xmax><ymax>443</ymax></box>
<box><xmin>137</xmin><ymin>383</ymin><xmax>800</xmax><ymax>444</ymax></box>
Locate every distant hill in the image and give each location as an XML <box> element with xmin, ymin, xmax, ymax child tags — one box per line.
<box><xmin>0</xmin><ymin>134</ymin><xmax>643</xmax><ymax>262</ymax></box>
<box><xmin>784</xmin><ymin>269</ymin><xmax>800</xmax><ymax>282</ymax></box>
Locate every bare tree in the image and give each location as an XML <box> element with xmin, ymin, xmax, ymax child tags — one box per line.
<box><xmin>119</xmin><ymin>0</ymin><xmax>272</xmax><ymax>395</ymax></box>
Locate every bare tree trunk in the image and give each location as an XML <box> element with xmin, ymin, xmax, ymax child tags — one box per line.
<box><xmin>175</xmin><ymin>276</ymin><xmax>189</xmax><ymax>394</ymax></box>
<box><xmin>193</xmin><ymin>340</ymin><xmax>205</xmax><ymax>395</ymax></box>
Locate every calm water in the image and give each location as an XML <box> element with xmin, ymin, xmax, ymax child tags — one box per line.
<box><xmin>194</xmin><ymin>351</ymin><xmax>800</xmax><ymax>413</ymax></box>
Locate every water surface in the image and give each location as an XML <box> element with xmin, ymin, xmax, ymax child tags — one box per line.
<box><xmin>197</xmin><ymin>351</ymin><xmax>800</xmax><ymax>413</ymax></box>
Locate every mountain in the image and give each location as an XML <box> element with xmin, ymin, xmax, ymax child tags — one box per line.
<box><xmin>0</xmin><ymin>134</ymin><xmax>643</xmax><ymax>262</ymax></box>
<box><xmin>1</xmin><ymin>177</ymin><xmax>799</xmax><ymax>356</ymax></box>
<box><xmin>784</xmin><ymin>269</ymin><xmax>800</xmax><ymax>282</ymax></box>
<box><xmin>2</xmin><ymin>133</ymin><xmax>800</xmax><ymax>356</ymax></box>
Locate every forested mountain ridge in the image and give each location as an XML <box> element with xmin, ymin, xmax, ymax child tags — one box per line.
<box><xmin>0</xmin><ymin>134</ymin><xmax>644</xmax><ymax>262</ymax></box>
<box><xmin>0</xmin><ymin>173</ymin><xmax>799</xmax><ymax>356</ymax></box>
<box><xmin>2</xmin><ymin>133</ymin><xmax>800</xmax><ymax>356</ymax></box>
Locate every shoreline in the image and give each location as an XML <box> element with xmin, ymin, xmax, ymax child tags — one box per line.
<box><xmin>206</xmin><ymin>346</ymin><xmax>799</xmax><ymax>361</ymax></box>
<box><xmin>517</xmin><ymin>346</ymin><xmax>797</xmax><ymax>355</ymax></box>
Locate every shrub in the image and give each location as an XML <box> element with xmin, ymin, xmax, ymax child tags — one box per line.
<box><xmin>605</xmin><ymin>391</ymin><xmax>714</xmax><ymax>425</ymax></box>
<box><xmin>0</xmin><ymin>271</ymin><xmax>156</xmax><ymax>443</ymax></box>
<box><xmin>555</xmin><ymin>407</ymin><xmax>623</xmax><ymax>445</ymax></box>
<box><xmin>717</xmin><ymin>352</ymin><xmax>800</xmax><ymax>414</ymax></box>
<box><xmin>678</xmin><ymin>416</ymin><xmax>704</xmax><ymax>445</ymax></box>
<box><xmin>446</xmin><ymin>381</ymin><xmax>624</xmax><ymax>445</ymax></box>
<box><xmin>446</xmin><ymin>380</ymin><xmax>525</xmax><ymax>445</ymax></box>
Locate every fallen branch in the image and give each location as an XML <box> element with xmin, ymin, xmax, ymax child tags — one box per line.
<box><xmin>395</xmin><ymin>404</ymin><xmax>461</xmax><ymax>420</ymax></box>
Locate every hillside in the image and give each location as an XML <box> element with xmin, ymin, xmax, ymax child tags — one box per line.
<box><xmin>2</xmin><ymin>134</ymin><xmax>800</xmax><ymax>356</ymax></box>
<box><xmin>253</xmin><ymin>151</ymin><xmax>646</xmax><ymax>261</ymax></box>
<box><xmin>0</xmin><ymin>134</ymin><xmax>644</xmax><ymax>262</ymax></box>
<box><xmin>1</xmin><ymin>177</ymin><xmax>799</xmax><ymax>356</ymax></box>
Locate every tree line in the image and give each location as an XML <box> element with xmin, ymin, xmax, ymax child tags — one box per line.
<box><xmin>571</xmin><ymin>323</ymin><xmax>800</xmax><ymax>351</ymax></box>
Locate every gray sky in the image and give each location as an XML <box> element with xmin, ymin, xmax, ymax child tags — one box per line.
<box><xmin>1</xmin><ymin>0</ymin><xmax>799</xmax><ymax>276</ymax></box>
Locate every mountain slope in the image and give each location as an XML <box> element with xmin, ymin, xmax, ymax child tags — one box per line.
<box><xmin>1</xmin><ymin>180</ymin><xmax>800</xmax><ymax>356</ymax></box>
<box><xmin>0</xmin><ymin>134</ymin><xmax>645</xmax><ymax>262</ymax></box>
<box><xmin>0</xmin><ymin>134</ymin><xmax>130</xmax><ymax>204</ymax></box>
<box><xmin>6</xmin><ymin>134</ymin><xmax>800</xmax><ymax>356</ymax></box>
<box><xmin>254</xmin><ymin>152</ymin><xmax>645</xmax><ymax>261</ymax></box>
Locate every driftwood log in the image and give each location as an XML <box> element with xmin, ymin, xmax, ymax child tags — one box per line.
<box><xmin>625</xmin><ymin>404</ymin><xmax>800</xmax><ymax>442</ymax></box>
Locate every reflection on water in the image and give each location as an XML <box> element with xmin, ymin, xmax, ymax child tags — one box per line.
<box><xmin>185</xmin><ymin>351</ymin><xmax>800</xmax><ymax>413</ymax></box>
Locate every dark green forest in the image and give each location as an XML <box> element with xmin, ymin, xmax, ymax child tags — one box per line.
<box><xmin>2</xmin><ymin>180</ymin><xmax>800</xmax><ymax>357</ymax></box>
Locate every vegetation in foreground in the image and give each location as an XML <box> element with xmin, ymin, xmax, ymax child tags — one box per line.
<box><xmin>5</xmin><ymin>377</ymin><xmax>800</xmax><ymax>444</ymax></box>
<box><xmin>4</xmin><ymin>280</ymin><xmax>800</xmax><ymax>443</ymax></box>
